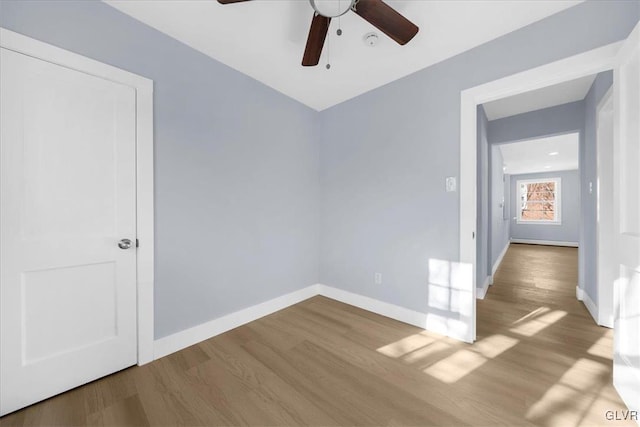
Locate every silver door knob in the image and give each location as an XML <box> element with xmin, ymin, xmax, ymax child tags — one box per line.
<box><xmin>118</xmin><ymin>239</ymin><xmax>132</xmax><ymax>250</ymax></box>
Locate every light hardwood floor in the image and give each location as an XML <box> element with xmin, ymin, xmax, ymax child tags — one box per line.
<box><xmin>1</xmin><ymin>244</ymin><xmax>633</xmax><ymax>426</ymax></box>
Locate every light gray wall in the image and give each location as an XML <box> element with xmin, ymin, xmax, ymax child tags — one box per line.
<box><xmin>489</xmin><ymin>146</ymin><xmax>509</xmax><ymax>269</ymax></box>
<box><xmin>488</xmin><ymin>101</ymin><xmax>585</xmax><ymax>145</ymax></box>
<box><xmin>582</xmin><ymin>71</ymin><xmax>614</xmax><ymax>302</ymax></box>
<box><xmin>477</xmin><ymin>106</ymin><xmax>490</xmax><ymax>287</ymax></box>
<box><xmin>0</xmin><ymin>0</ymin><xmax>320</xmax><ymax>339</ymax></box>
<box><xmin>319</xmin><ymin>0</ymin><xmax>638</xmax><ymax>315</ymax></box>
<box><xmin>510</xmin><ymin>170</ymin><xmax>580</xmax><ymax>242</ymax></box>
<box><xmin>1</xmin><ymin>0</ymin><xmax>637</xmax><ymax>340</ymax></box>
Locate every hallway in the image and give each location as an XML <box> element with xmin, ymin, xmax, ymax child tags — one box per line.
<box><xmin>477</xmin><ymin>243</ymin><xmax>630</xmax><ymax>426</ymax></box>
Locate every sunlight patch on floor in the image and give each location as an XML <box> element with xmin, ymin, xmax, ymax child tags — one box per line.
<box><xmin>377</xmin><ymin>333</ymin><xmax>437</xmax><ymax>359</ymax></box>
<box><xmin>423</xmin><ymin>349</ymin><xmax>487</xmax><ymax>383</ymax></box>
<box><xmin>558</xmin><ymin>358</ymin><xmax>609</xmax><ymax>389</ymax></box>
<box><xmin>526</xmin><ymin>358</ymin><xmax>613</xmax><ymax>426</ymax></box>
<box><xmin>423</xmin><ymin>334</ymin><xmax>518</xmax><ymax>383</ymax></box>
<box><xmin>473</xmin><ymin>334</ymin><xmax>519</xmax><ymax>358</ymax></box>
<box><xmin>509</xmin><ymin>309</ymin><xmax>567</xmax><ymax>337</ymax></box>
<box><xmin>512</xmin><ymin>306</ymin><xmax>550</xmax><ymax>324</ymax></box>
<box><xmin>587</xmin><ymin>333</ymin><xmax>614</xmax><ymax>360</ymax></box>
<box><xmin>402</xmin><ymin>341</ymin><xmax>452</xmax><ymax>364</ymax></box>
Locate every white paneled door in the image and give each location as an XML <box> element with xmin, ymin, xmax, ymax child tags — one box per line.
<box><xmin>613</xmin><ymin>21</ymin><xmax>640</xmax><ymax>412</ymax></box>
<box><xmin>0</xmin><ymin>48</ymin><xmax>138</xmax><ymax>415</ymax></box>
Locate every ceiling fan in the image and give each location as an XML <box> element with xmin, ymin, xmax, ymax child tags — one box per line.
<box><xmin>217</xmin><ymin>0</ymin><xmax>419</xmax><ymax>66</ymax></box>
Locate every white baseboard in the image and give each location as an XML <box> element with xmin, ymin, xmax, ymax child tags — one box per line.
<box><xmin>599</xmin><ymin>313</ymin><xmax>614</xmax><ymax>329</ymax></box>
<box><xmin>154</xmin><ymin>283</ymin><xmax>475</xmax><ymax>360</ymax></box>
<box><xmin>492</xmin><ymin>242</ymin><xmax>510</xmax><ymax>276</ymax></box>
<box><xmin>582</xmin><ymin>291</ymin><xmax>599</xmax><ymax>325</ymax></box>
<box><xmin>510</xmin><ymin>238</ymin><xmax>578</xmax><ymax>247</ymax></box>
<box><xmin>478</xmin><ymin>241</ymin><xmax>510</xmax><ymax>300</ymax></box>
<box><xmin>153</xmin><ymin>284</ymin><xmax>320</xmax><ymax>359</ymax></box>
<box><xmin>476</xmin><ymin>276</ymin><xmax>491</xmax><ymax>300</ymax></box>
<box><xmin>576</xmin><ymin>285</ymin><xmax>600</xmax><ymax>326</ymax></box>
<box><xmin>317</xmin><ymin>285</ymin><xmax>428</xmax><ymax>330</ymax></box>
<box><xmin>318</xmin><ymin>285</ymin><xmax>471</xmax><ymax>343</ymax></box>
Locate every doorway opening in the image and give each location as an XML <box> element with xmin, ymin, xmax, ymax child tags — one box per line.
<box><xmin>459</xmin><ymin>41</ymin><xmax>622</xmax><ymax>343</ymax></box>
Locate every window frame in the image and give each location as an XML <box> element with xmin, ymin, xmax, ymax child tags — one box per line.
<box><xmin>516</xmin><ymin>177</ymin><xmax>562</xmax><ymax>225</ymax></box>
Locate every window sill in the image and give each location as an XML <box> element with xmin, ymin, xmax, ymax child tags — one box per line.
<box><xmin>516</xmin><ymin>220</ymin><xmax>562</xmax><ymax>225</ymax></box>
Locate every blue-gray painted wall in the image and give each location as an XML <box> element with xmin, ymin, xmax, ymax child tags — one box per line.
<box><xmin>477</xmin><ymin>106</ymin><xmax>490</xmax><ymax>287</ymax></box>
<box><xmin>582</xmin><ymin>71</ymin><xmax>614</xmax><ymax>303</ymax></box>
<box><xmin>510</xmin><ymin>170</ymin><xmax>581</xmax><ymax>243</ymax></box>
<box><xmin>489</xmin><ymin>146</ymin><xmax>509</xmax><ymax>270</ymax></box>
<box><xmin>488</xmin><ymin>101</ymin><xmax>586</xmax><ymax>145</ymax></box>
<box><xmin>1</xmin><ymin>0</ymin><xmax>637</xmax><ymax>339</ymax></box>
<box><xmin>0</xmin><ymin>0</ymin><xmax>320</xmax><ymax>339</ymax></box>
<box><xmin>319</xmin><ymin>0</ymin><xmax>637</xmax><ymax>315</ymax></box>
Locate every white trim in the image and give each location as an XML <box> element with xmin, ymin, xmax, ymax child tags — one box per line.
<box><xmin>154</xmin><ymin>285</ymin><xmax>321</xmax><ymax>359</ymax></box>
<box><xmin>476</xmin><ymin>241</ymin><xmax>511</xmax><ymax>301</ymax></box>
<box><xmin>318</xmin><ymin>285</ymin><xmax>428</xmax><ymax>330</ymax></box>
<box><xmin>460</xmin><ymin>41</ymin><xmax>620</xmax><ymax>344</ymax></box>
<box><xmin>595</xmin><ymin>87</ymin><xmax>615</xmax><ymax>330</ymax></box>
<box><xmin>510</xmin><ymin>238</ymin><xmax>578</xmax><ymax>247</ymax></box>
<box><xmin>492</xmin><ymin>241</ymin><xmax>510</xmax><ymax>277</ymax></box>
<box><xmin>515</xmin><ymin>177</ymin><xmax>562</xmax><ymax>225</ymax></box>
<box><xmin>460</xmin><ymin>93</ymin><xmax>477</xmax><ymax>342</ymax></box>
<box><xmin>576</xmin><ymin>285</ymin><xmax>600</xmax><ymax>326</ymax></box>
<box><xmin>0</xmin><ymin>28</ymin><xmax>155</xmax><ymax>365</ymax></box>
<box><xmin>154</xmin><ymin>283</ymin><xmax>475</xmax><ymax>360</ymax></box>
<box><xmin>614</xmin><ymin>354</ymin><xmax>640</xmax><ymax>413</ymax></box>
<box><xmin>613</xmin><ymin>22</ymin><xmax>640</xmax><ymax>415</ymax></box>
<box><xmin>476</xmin><ymin>276</ymin><xmax>492</xmax><ymax>300</ymax></box>
<box><xmin>135</xmin><ymin>86</ymin><xmax>155</xmax><ymax>365</ymax></box>
<box><xmin>580</xmin><ymin>288</ymin><xmax>599</xmax><ymax>325</ymax></box>
<box><xmin>318</xmin><ymin>285</ymin><xmax>471</xmax><ymax>343</ymax></box>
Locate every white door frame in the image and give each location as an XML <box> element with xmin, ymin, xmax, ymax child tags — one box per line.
<box><xmin>0</xmin><ymin>28</ymin><xmax>155</xmax><ymax>365</ymax></box>
<box><xmin>460</xmin><ymin>41</ymin><xmax>621</xmax><ymax>342</ymax></box>
<box><xmin>596</xmin><ymin>86</ymin><xmax>614</xmax><ymax>328</ymax></box>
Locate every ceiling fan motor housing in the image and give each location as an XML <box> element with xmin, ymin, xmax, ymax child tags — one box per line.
<box><xmin>309</xmin><ymin>0</ymin><xmax>357</xmax><ymax>18</ymax></box>
<box><xmin>218</xmin><ymin>0</ymin><xmax>419</xmax><ymax>67</ymax></box>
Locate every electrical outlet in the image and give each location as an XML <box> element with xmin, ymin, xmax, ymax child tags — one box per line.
<box><xmin>374</xmin><ymin>273</ymin><xmax>382</xmax><ymax>285</ymax></box>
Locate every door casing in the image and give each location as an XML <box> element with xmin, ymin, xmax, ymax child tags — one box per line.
<box><xmin>0</xmin><ymin>27</ymin><xmax>155</xmax><ymax>365</ymax></box>
<box><xmin>596</xmin><ymin>87</ymin><xmax>614</xmax><ymax>328</ymax></box>
<box><xmin>460</xmin><ymin>41</ymin><xmax>622</xmax><ymax>343</ymax></box>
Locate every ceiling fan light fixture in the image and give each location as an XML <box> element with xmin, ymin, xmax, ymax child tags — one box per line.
<box><xmin>309</xmin><ymin>0</ymin><xmax>357</xmax><ymax>18</ymax></box>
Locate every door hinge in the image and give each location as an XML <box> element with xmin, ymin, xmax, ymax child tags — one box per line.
<box><xmin>136</xmin><ymin>238</ymin><xmax>139</xmax><ymax>248</ymax></box>
<box><xmin>472</xmin><ymin>232</ymin><xmax>475</xmax><ymax>239</ymax></box>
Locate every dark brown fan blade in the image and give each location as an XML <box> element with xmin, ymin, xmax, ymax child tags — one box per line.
<box><xmin>302</xmin><ymin>13</ymin><xmax>331</xmax><ymax>66</ymax></box>
<box><xmin>353</xmin><ymin>0</ymin><xmax>418</xmax><ymax>45</ymax></box>
<box><xmin>217</xmin><ymin>0</ymin><xmax>252</xmax><ymax>4</ymax></box>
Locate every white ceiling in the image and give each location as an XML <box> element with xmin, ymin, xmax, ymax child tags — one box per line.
<box><xmin>104</xmin><ymin>0</ymin><xmax>581</xmax><ymax>111</ymax></box>
<box><xmin>483</xmin><ymin>74</ymin><xmax>596</xmax><ymax>120</ymax></box>
<box><xmin>500</xmin><ymin>133</ymin><xmax>579</xmax><ymax>175</ymax></box>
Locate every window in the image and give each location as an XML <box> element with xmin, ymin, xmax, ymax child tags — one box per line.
<box><xmin>516</xmin><ymin>178</ymin><xmax>561</xmax><ymax>224</ymax></box>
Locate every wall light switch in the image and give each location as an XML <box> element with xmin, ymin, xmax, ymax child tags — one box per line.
<box><xmin>446</xmin><ymin>177</ymin><xmax>457</xmax><ymax>192</ymax></box>
<box><xmin>374</xmin><ymin>273</ymin><xmax>382</xmax><ymax>285</ymax></box>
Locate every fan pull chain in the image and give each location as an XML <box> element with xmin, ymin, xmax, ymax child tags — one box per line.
<box><xmin>337</xmin><ymin>0</ymin><xmax>343</xmax><ymax>36</ymax></box>
<box><xmin>326</xmin><ymin>28</ymin><xmax>331</xmax><ymax>70</ymax></box>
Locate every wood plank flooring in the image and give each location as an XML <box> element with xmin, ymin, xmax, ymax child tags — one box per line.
<box><xmin>1</xmin><ymin>244</ymin><xmax>633</xmax><ymax>426</ymax></box>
